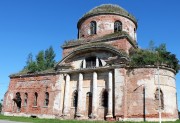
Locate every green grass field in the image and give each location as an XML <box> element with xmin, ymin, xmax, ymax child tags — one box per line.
<box><xmin>0</xmin><ymin>115</ymin><xmax>180</xmax><ymax>123</ymax></box>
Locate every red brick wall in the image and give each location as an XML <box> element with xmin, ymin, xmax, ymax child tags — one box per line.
<box><xmin>3</xmin><ymin>74</ymin><xmax>59</xmax><ymax>116</ymax></box>
<box><xmin>63</xmin><ymin>47</ymin><xmax>75</xmax><ymax>58</ymax></box>
<box><xmin>106</xmin><ymin>38</ymin><xmax>132</xmax><ymax>54</ymax></box>
<box><xmin>79</xmin><ymin>15</ymin><xmax>136</xmax><ymax>41</ymax></box>
<box><xmin>125</xmin><ymin>68</ymin><xmax>178</xmax><ymax>119</ymax></box>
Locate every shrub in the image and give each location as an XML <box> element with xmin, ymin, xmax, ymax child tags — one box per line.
<box><xmin>129</xmin><ymin>43</ymin><xmax>179</xmax><ymax>73</ymax></box>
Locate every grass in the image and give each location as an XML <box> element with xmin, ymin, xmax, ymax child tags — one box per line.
<box><xmin>0</xmin><ymin>114</ymin><xmax>180</xmax><ymax>123</ymax></box>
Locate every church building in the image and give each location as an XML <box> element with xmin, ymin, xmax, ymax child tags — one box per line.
<box><xmin>2</xmin><ymin>4</ymin><xmax>178</xmax><ymax>121</ymax></box>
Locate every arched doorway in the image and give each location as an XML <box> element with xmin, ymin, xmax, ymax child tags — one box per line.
<box><xmin>13</xmin><ymin>92</ymin><xmax>22</xmax><ymax>112</ymax></box>
<box><xmin>86</xmin><ymin>92</ymin><xmax>92</xmax><ymax>117</ymax></box>
<box><xmin>72</xmin><ymin>90</ymin><xmax>78</xmax><ymax>118</ymax></box>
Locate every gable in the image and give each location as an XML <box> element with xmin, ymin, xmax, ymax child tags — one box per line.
<box><xmin>56</xmin><ymin>43</ymin><xmax>129</xmax><ymax>70</ymax></box>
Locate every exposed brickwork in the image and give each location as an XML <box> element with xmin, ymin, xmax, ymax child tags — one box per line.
<box><xmin>2</xmin><ymin>4</ymin><xmax>178</xmax><ymax>122</ymax></box>
<box><xmin>107</xmin><ymin>38</ymin><xmax>133</xmax><ymax>54</ymax></box>
<box><xmin>125</xmin><ymin>68</ymin><xmax>178</xmax><ymax>120</ymax></box>
<box><xmin>79</xmin><ymin>15</ymin><xmax>136</xmax><ymax>41</ymax></box>
<box><xmin>63</xmin><ymin>47</ymin><xmax>75</xmax><ymax>58</ymax></box>
<box><xmin>3</xmin><ymin>75</ymin><xmax>61</xmax><ymax>116</ymax></box>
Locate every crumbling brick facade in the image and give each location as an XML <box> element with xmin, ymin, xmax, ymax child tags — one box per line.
<box><xmin>2</xmin><ymin>4</ymin><xmax>178</xmax><ymax>121</ymax></box>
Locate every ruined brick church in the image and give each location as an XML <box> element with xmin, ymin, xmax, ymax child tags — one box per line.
<box><xmin>2</xmin><ymin>4</ymin><xmax>178</xmax><ymax>121</ymax></box>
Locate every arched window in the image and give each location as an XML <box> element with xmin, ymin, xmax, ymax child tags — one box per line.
<box><xmin>90</xmin><ymin>21</ymin><xmax>96</xmax><ymax>35</ymax></box>
<box><xmin>155</xmin><ymin>89</ymin><xmax>164</xmax><ymax>110</ymax></box>
<box><xmin>100</xmin><ymin>89</ymin><xmax>108</xmax><ymax>107</ymax></box>
<box><xmin>13</xmin><ymin>92</ymin><xmax>22</xmax><ymax>111</ymax></box>
<box><xmin>72</xmin><ymin>90</ymin><xmax>78</xmax><ymax>107</ymax></box>
<box><xmin>34</xmin><ymin>92</ymin><xmax>38</xmax><ymax>106</ymax></box>
<box><xmin>24</xmin><ymin>93</ymin><xmax>28</xmax><ymax>107</ymax></box>
<box><xmin>114</xmin><ymin>21</ymin><xmax>122</xmax><ymax>32</ymax></box>
<box><xmin>44</xmin><ymin>92</ymin><xmax>49</xmax><ymax>106</ymax></box>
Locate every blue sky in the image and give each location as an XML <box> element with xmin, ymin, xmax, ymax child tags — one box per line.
<box><xmin>0</xmin><ymin>0</ymin><xmax>180</xmax><ymax>109</ymax></box>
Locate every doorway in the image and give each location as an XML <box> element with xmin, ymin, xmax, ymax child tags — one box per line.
<box><xmin>86</xmin><ymin>92</ymin><xmax>92</xmax><ymax>117</ymax></box>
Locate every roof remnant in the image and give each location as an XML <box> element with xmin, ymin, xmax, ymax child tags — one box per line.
<box><xmin>62</xmin><ymin>31</ymin><xmax>137</xmax><ymax>48</ymax></box>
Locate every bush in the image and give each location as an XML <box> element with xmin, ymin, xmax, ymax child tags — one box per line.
<box><xmin>129</xmin><ymin>43</ymin><xmax>179</xmax><ymax>73</ymax></box>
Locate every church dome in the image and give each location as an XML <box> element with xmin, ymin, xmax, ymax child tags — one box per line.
<box><xmin>77</xmin><ymin>4</ymin><xmax>137</xmax><ymax>28</ymax></box>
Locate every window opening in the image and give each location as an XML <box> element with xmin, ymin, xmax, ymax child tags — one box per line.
<box><xmin>81</xmin><ymin>57</ymin><xmax>103</xmax><ymax>68</ymax></box>
<box><xmin>24</xmin><ymin>93</ymin><xmax>28</xmax><ymax>107</ymax></box>
<box><xmin>114</xmin><ymin>21</ymin><xmax>122</xmax><ymax>32</ymax></box>
<box><xmin>13</xmin><ymin>92</ymin><xmax>22</xmax><ymax>112</ymax></box>
<box><xmin>44</xmin><ymin>92</ymin><xmax>49</xmax><ymax>106</ymax></box>
<box><xmin>155</xmin><ymin>89</ymin><xmax>164</xmax><ymax>110</ymax></box>
<box><xmin>86</xmin><ymin>57</ymin><xmax>96</xmax><ymax>68</ymax></box>
<box><xmin>90</xmin><ymin>21</ymin><xmax>96</xmax><ymax>35</ymax></box>
<box><xmin>34</xmin><ymin>92</ymin><xmax>38</xmax><ymax>106</ymax></box>
<box><xmin>86</xmin><ymin>92</ymin><xmax>92</xmax><ymax>116</ymax></box>
<box><xmin>100</xmin><ymin>89</ymin><xmax>108</xmax><ymax>107</ymax></box>
<box><xmin>72</xmin><ymin>90</ymin><xmax>78</xmax><ymax>107</ymax></box>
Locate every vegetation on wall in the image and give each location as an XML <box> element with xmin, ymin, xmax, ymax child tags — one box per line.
<box><xmin>63</xmin><ymin>31</ymin><xmax>137</xmax><ymax>48</ymax></box>
<box><xmin>18</xmin><ymin>42</ymin><xmax>179</xmax><ymax>75</ymax></box>
<box><xmin>129</xmin><ymin>41</ymin><xmax>179</xmax><ymax>73</ymax></box>
<box><xmin>22</xmin><ymin>46</ymin><xmax>56</xmax><ymax>73</ymax></box>
<box><xmin>79</xmin><ymin>4</ymin><xmax>137</xmax><ymax>28</ymax></box>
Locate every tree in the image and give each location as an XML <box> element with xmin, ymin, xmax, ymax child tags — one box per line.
<box><xmin>155</xmin><ymin>44</ymin><xmax>179</xmax><ymax>72</ymax></box>
<box><xmin>129</xmin><ymin>49</ymin><xmax>159</xmax><ymax>66</ymax></box>
<box><xmin>45</xmin><ymin>46</ymin><xmax>56</xmax><ymax>69</ymax></box>
<box><xmin>36</xmin><ymin>50</ymin><xmax>45</xmax><ymax>71</ymax></box>
<box><xmin>155</xmin><ymin>43</ymin><xmax>166</xmax><ymax>53</ymax></box>
<box><xmin>27</xmin><ymin>61</ymin><xmax>37</xmax><ymax>73</ymax></box>
<box><xmin>26</xmin><ymin>53</ymin><xmax>33</xmax><ymax>66</ymax></box>
<box><xmin>24</xmin><ymin>53</ymin><xmax>38</xmax><ymax>73</ymax></box>
<box><xmin>22</xmin><ymin>46</ymin><xmax>56</xmax><ymax>73</ymax></box>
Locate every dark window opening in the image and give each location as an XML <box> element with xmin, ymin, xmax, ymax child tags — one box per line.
<box><xmin>34</xmin><ymin>92</ymin><xmax>38</xmax><ymax>106</ymax></box>
<box><xmin>81</xmin><ymin>57</ymin><xmax>103</xmax><ymax>69</ymax></box>
<box><xmin>114</xmin><ymin>21</ymin><xmax>122</xmax><ymax>32</ymax></box>
<box><xmin>155</xmin><ymin>89</ymin><xmax>164</xmax><ymax>110</ymax></box>
<box><xmin>72</xmin><ymin>90</ymin><xmax>78</xmax><ymax>107</ymax></box>
<box><xmin>13</xmin><ymin>92</ymin><xmax>22</xmax><ymax>111</ymax></box>
<box><xmin>24</xmin><ymin>93</ymin><xmax>28</xmax><ymax>107</ymax></box>
<box><xmin>80</xmin><ymin>60</ymin><xmax>84</xmax><ymax>68</ymax></box>
<box><xmin>86</xmin><ymin>57</ymin><xmax>96</xmax><ymax>68</ymax></box>
<box><xmin>90</xmin><ymin>21</ymin><xmax>96</xmax><ymax>35</ymax></box>
<box><xmin>44</xmin><ymin>92</ymin><xmax>49</xmax><ymax>106</ymax></box>
<box><xmin>86</xmin><ymin>92</ymin><xmax>92</xmax><ymax>116</ymax></box>
<box><xmin>100</xmin><ymin>89</ymin><xmax>108</xmax><ymax>107</ymax></box>
<box><xmin>99</xmin><ymin>58</ymin><xmax>103</xmax><ymax>67</ymax></box>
